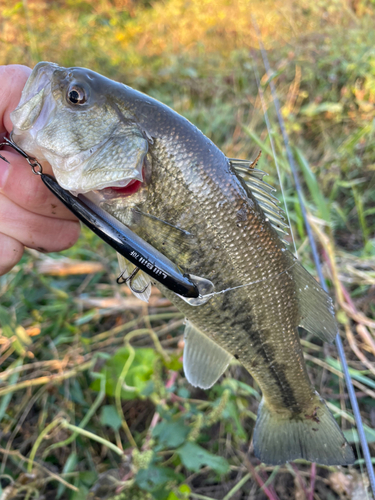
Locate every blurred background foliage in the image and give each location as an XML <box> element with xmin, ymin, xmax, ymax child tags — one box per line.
<box><xmin>0</xmin><ymin>0</ymin><xmax>375</xmax><ymax>499</ymax></box>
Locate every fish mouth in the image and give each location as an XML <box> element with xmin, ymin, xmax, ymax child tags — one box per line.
<box><xmin>80</xmin><ymin>175</ymin><xmax>145</xmax><ymax>212</ymax></box>
<box><xmin>85</xmin><ymin>165</ymin><xmax>145</xmax><ymax>201</ymax></box>
<box><xmin>82</xmin><ymin>177</ymin><xmax>143</xmax><ymax>200</ymax></box>
<box><xmin>102</xmin><ymin>178</ymin><xmax>143</xmax><ymax>197</ymax></box>
<box><xmin>54</xmin><ymin>152</ymin><xmax>145</xmax><ymax>196</ymax></box>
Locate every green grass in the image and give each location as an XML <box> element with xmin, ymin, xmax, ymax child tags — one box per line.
<box><xmin>1</xmin><ymin>0</ymin><xmax>375</xmax><ymax>499</ymax></box>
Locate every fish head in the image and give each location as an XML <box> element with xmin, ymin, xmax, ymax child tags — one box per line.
<box><xmin>11</xmin><ymin>62</ymin><xmax>148</xmax><ymax>195</ymax></box>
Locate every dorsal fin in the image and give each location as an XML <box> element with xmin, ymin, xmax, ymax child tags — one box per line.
<box><xmin>291</xmin><ymin>260</ymin><xmax>338</xmax><ymax>343</ymax></box>
<box><xmin>229</xmin><ymin>156</ymin><xmax>290</xmax><ymax>245</ymax></box>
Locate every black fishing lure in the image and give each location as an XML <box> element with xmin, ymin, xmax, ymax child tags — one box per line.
<box><xmin>0</xmin><ymin>136</ymin><xmax>209</xmax><ymax>300</ymax></box>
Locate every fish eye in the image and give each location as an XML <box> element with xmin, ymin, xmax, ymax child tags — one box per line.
<box><xmin>67</xmin><ymin>85</ymin><xmax>87</xmax><ymax>105</ymax></box>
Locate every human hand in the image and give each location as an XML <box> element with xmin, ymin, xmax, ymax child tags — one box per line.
<box><xmin>0</xmin><ymin>65</ymin><xmax>80</xmax><ymax>275</ymax></box>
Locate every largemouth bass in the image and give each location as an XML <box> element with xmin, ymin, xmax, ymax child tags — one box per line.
<box><xmin>10</xmin><ymin>62</ymin><xmax>354</xmax><ymax>466</ymax></box>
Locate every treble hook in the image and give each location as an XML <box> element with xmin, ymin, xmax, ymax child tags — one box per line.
<box><xmin>0</xmin><ymin>135</ymin><xmax>43</xmax><ymax>175</ymax></box>
<box><xmin>117</xmin><ymin>266</ymin><xmax>136</xmax><ymax>285</ymax></box>
<box><xmin>117</xmin><ymin>266</ymin><xmax>150</xmax><ymax>294</ymax></box>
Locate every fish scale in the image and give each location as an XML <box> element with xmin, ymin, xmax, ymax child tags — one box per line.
<box><xmin>104</xmin><ymin>136</ymin><xmax>310</xmax><ymax>411</ymax></box>
<box><xmin>131</xmin><ymin>141</ymin><xmax>318</xmax><ymax>413</ymax></box>
<box><xmin>10</xmin><ymin>62</ymin><xmax>355</xmax><ymax>466</ymax></box>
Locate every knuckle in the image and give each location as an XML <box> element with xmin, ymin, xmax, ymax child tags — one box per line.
<box><xmin>22</xmin><ymin>178</ymin><xmax>50</xmax><ymax>211</ymax></box>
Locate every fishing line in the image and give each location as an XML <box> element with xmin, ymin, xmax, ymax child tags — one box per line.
<box><xmin>251</xmin><ymin>15</ymin><xmax>375</xmax><ymax>496</ymax></box>
<box><xmin>249</xmin><ymin>48</ymin><xmax>298</xmax><ymax>259</ymax></box>
<box><xmin>200</xmin><ymin>261</ymin><xmax>297</xmax><ymax>299</ymax></box>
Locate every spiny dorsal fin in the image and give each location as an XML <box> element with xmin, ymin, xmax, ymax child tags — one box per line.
<box><xmin>183</xmin><ymin>321</ymin><xmax>232</xmax><ymax>389</ymax></box>
<box><xmin>229</xmin><ymin>156</ymin><xmax>290</xmax><ymax>244</ymax></box>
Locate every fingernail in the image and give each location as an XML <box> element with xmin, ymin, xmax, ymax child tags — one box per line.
<box><xmin>0</xmin><ymin>157</ymin><xmax>10</xmax><ymax>189</ymax></box>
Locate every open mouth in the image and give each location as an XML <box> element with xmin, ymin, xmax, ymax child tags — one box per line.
<box><xmin>106</xmin><ymin>178</ymin><xmax>143</xmax><ymax>196</ymax></box>
<box><xmin>87</xmin><ymin>165</ymin><xmax>146</xmax><ymax>201</ymax></box>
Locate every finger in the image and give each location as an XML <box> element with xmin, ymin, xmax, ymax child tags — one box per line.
<box><xmin>0</xmin><ymin>232</ymin><xmax>24</xmax><ymax>275</ymax></box>
<box><xmin>0</xmin><ymin>65</ymin><xmax>31</xmax><ymax>136</ymax></box>
<box><xmin>0</xmin><ymin>193</ymin><xmax>80</xmax><ymax>252</ymax></box>
<box><xmin>0</xmin><ymin>150</ymin><xmax>77</xmax><ymax>221</ymax></box>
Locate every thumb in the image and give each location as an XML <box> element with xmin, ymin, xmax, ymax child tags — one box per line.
<box><xmin>0</xmin><ymin>65</ymin><xmax>31</xmax><ymax>136</ymax></box>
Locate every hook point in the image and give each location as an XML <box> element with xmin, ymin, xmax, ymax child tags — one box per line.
<box><xmin>0</xmin><ymin>153</ymin><xmax>10</xmax><ymax>164</ymax></box>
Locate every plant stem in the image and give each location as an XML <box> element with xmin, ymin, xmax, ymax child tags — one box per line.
<box><xmin>61</xmin><ymin>421</ymin><xmax>124</xmax><ymax>456</ymax></box>
<box><xmin>223</xmin><ymin>472</ymin><xmax>252</xmax><ymax>500</ymax></box>
<box><xmin>28</xmin><ymin>418</ymin><xmax>64</xmax><ymax>472</ymax></box>
<box><xmin>0</xmin><ymin>361</ymin><xmax>93</xmax><ymax>397</ymax></box>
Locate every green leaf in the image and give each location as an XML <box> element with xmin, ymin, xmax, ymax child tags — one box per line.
<box><xmin>179</xmin><ymin>484</ymin><xmax>191</xmax><ymax>494</ymax></box>
<box><xmin>168</xmin><ymin>484</ymin><xmax>191</xmax><ymax>499</ymax></box>
<box><xmin>0</xmin><ymin>306</ymin><xmax>30</xmax><ymax>355</ymax></box>
<box><xmin>100</xmin><ymin>405</ymin><xmax>122</xmax><ymax>431</ymax></box>
<box><xmin>177</xmin><ymin>442</ymin><xmax>229</xmax><ymax>474</ymax></box>
<box><xmin>69</xmin><ymin>379</ymin><xmax>88</xmax><ymax>406</ymax></box>
<box><xmin>140</xmin><ymin>380</ymin><xmax>155</xmax><ymax>397</ymax></box>
<box><xmin>177</xmin><ymin>387</ymin><xmax>190</xmax><ymax>399</ymax></box>
<box><xmin>164</xmin><ymin>353</ymin><xmax>183</xmax><ymax>371</ymax></box>
<box><xmin>0</xmin><ymin>359</ymin><xmax>22</xmax><ymax>422</ymax></box>
<box><xmin>167</xmin><ymin>492</ymin><xmax>180</xmax><ymax>500</ymax></box>
<box><xmin>338</xmin><ymin>123</ymin><xmax>372</xmax><ymax>154</ymax></box>
<box><xmin>91</xmin><ymin>347</ymin><xmax>157</xmax><ymax>399</ymax></box>
<box><xmin>327</xmin><ymin>357</ymin><xmax>375</xmax><ymax>389</ymax></box>
<box><xmin>136</xmin><ymin>466</ymin><xmax>180</xmax><ymax>493</ymax></box>
<box><xmin>222</xmin><ymin>400</ymin><xmax>247</xmax><ymax>440</ymax></box>
<box><xmin>343</xmin><ymin>428</ymin><xmax>375</xmax><ymax>444</ymax></box>
<box><xmin>242</xmin><ymin>127</ymin><xmax>274</xmax><ymax>160</ymax></box>
<box><xmin>294</xmin><ymin>147</ymin><xmax>331</xmax><ymax>223</ymax></box>
<box><xmin>222</xmin><ymin>378</ymin><xmax>261</xmax><ymax>400</ymax></box>
<box><xmin>70</xmin><ymin>485</ymin><xmax>89</xmax><ymax>500</ymax></box>
<box><xmin>153</xmin><ymin>419</ymin><xmax>190</xmax><ymax>448</ymax></box>
<box><xmin>79</xmin><ymin>471</ymin><xmax>97</xmax><ymax>486</ymax></box>
<box><xmin>57</xmin><ymin>452</ymin><xmax>78</xmax><ymax>499</ymax></box>
<box><xmin>0</xmin><ymin>305</ymin><xmax>15</xmax><ymax>334</ymax></box>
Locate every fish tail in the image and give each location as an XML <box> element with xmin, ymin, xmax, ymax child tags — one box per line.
<box><xmin>253</xmin><ymin>393</ymin><xmax>355</xmax><ymax>465</ymax></box>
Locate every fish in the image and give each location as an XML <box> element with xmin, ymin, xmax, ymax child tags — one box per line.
<box><xmin>10</xmin><ymin>62</ymin><xmax>355</xmax><ymax>466</ymax></box>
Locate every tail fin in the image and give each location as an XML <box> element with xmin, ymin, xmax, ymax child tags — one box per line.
<box><xmin>253</xmin><ymin>393</ymin><xmax>355</xmax><ymax>465</ymax></box>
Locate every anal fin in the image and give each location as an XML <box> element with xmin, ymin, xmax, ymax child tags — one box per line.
<box><xmin>183</xmin><ymin>321</ymin><xmax>232</xmax><ymax>389</ymax></box>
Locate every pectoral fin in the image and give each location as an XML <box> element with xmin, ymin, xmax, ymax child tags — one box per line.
<box><xmin>129</xmin><ymin>209</ymin><xmax>198</xmax><ymax>269</ymax></box>
<box><xmin>183</xmin><ymin>321</ymin><xmax>232</xmax><ymax>389</ymax></box>
<box><xmin>117</xmin><ymin>253</ymin><xmax>151</xmax><ymax>302</ymax></box>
